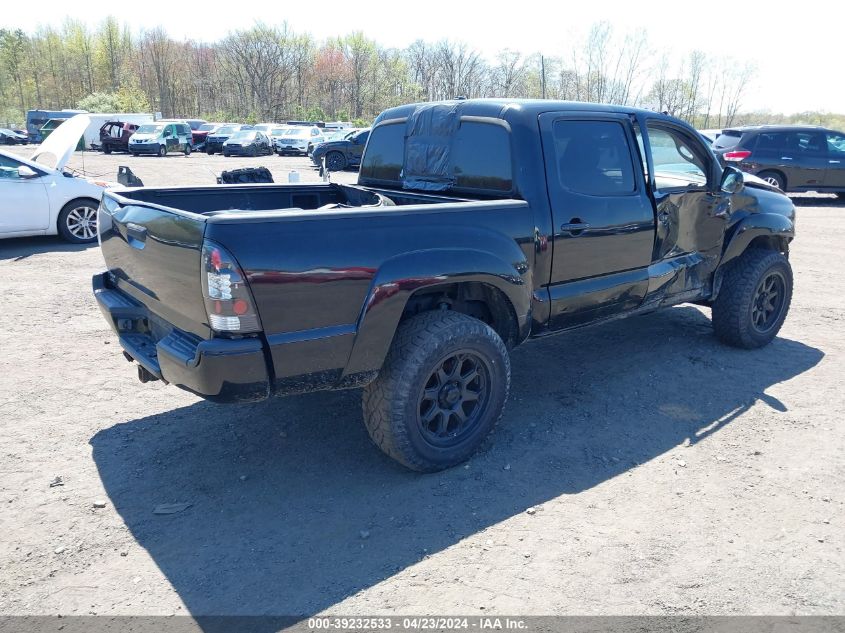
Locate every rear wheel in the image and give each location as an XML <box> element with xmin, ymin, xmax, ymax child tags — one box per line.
<box><xmin>362</xmin><ymin>311</ymin><xmax>510</xmax><ymax>472</ymax></box>
<box><xmin>326</xmin><ymin>151</ymin><xmax>347</xmax><ymax>171</ymax></box>
<box><xmin>103</xmin><ymin>146</ymin><xmax>112</xmax><ymax>155</ymax></box>
<box><xmin>206</xmin><ymin>147</ymin><xmax>215</xmax><ymax>155</ymax></box>
<box><xmin>712</xmin><ymin>249</ymin><xmax>793</xmax><ymax>348</ymax></box>
<box><xmin>158</xmin><ymin>145</ymin><xmax>167</xmax><ymax>157</ymax></box>
<box><xmin>57</xmin><ymin>198</ymin><xmax>100</xmax><ymax>244</ymax></box>
<box><xmin>184</xmin><ymin>144</ymin><xmax>192</xmax><ymax>156</ymax></box>
<box><xmin>757</xmin><ymin>170</ymin><xmax>785</xmax><ymax>190</ymax></box>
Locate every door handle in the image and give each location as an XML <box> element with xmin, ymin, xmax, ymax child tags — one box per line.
<box><xmin>780</xmin><ymin>157</ymin><xmax>793</xmax><ymax>160</ymax></box>
<box><xmin>561</xmin><ymin>220</ymin><xmax>591</xmax><ymax>235</ymax></box>
<box><xmin>830</xmin><ymin>160</ymin><xmax>841</xmax><ymax>164</ymax></box>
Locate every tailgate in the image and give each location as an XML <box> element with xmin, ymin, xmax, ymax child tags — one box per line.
<box><xmin>98</xmin><ymin>192</ymin><xmax>210</xmax><ymax>338</ymax></box>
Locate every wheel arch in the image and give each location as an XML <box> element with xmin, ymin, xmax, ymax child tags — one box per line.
<box><xmin>720</xmin><ymin>213</ymin><xmax>793</xmax><ymax>266</ymax></box>
<box><xmin>713</xmin><ymin>213</ymin><xmax>793</xmax><ymax>300</ymax></box>
<box><xmin>342</xmin><ymin>248</ymin><xmax>532</xmax><ymax>380</ymax></box>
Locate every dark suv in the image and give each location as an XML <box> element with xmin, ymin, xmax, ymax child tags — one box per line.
<box><xmin>713</xmin><ymin>125</ymin><xmax>845</xmax><ymax>197</ymax></box>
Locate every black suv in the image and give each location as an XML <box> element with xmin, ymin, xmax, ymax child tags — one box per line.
<box><xmin>713</xmin><ymin>125</ymin><xmax>845</xmax><ymax>197</ymax></box>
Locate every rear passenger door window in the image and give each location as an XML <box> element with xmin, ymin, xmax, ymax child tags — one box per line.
<box><xmin>753</xmin><ymin>132</ymin><xmax>787</xmax><ymax>158</ymax></box>
<box><xmin>553</xmin><ymin>120</ymin><xmax>636</xmax><ymax>195</ymax></box>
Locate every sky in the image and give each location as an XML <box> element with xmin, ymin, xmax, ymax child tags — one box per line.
<box><xmin>2</xmin><ymin>0</ymin><xmax>841</xmax><ymax>114</ymax></box>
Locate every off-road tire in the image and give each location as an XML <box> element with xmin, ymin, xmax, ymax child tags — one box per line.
<box><xmin>362</xmin><ymin>311</ymin><xmax>510</xmax><ymax>472</ymax></box>
<box><xmin>712</xmin><ymin>249</ymin><xmax>793</xmax><ymax>349</ymax></box>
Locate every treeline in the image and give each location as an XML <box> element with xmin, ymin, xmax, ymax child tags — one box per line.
<box><xmin>0</xmin><ymin>19</ymin><xmax>834</xmax><ymax>129</ymax></box>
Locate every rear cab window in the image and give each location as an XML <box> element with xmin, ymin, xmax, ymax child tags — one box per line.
<box><xmin>360</xmin><ymin>118</ymin><xmax>513</xmax><ymax>195</ymax></box>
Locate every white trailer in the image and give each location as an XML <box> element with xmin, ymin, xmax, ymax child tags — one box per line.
<box><xmin>81</xmin><ymin>113</ymin><xmax>155</xmax><ymax>149</ymax></box>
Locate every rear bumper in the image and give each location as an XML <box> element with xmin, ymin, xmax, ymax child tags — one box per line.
<box><xmin>93</xmin><ymin>273</ymin><xmax>271</xmax><ymax>403</ymax></box>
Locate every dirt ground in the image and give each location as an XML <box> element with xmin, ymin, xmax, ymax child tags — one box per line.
<box><xmin>0</xmin><ymin>148</ymin><xmax>843</xmax><ymax>617</ymax></box>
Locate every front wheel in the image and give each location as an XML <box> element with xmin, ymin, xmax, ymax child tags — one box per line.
<box><xmin>158</xmin><ymin>145</ymin><xmax>167</xmax><ymax>157</ymax></box>
<box><xmin>206</xmin><ymin>147</ymin><xmax>215</xmax><ymax>155</ymax></box>
<box><xmin>103</xmin><ymin>146</ymin><xmax>112</xmax><ymax>155</ymax></box>
<box><xmin>57</xmin><ymin>198</ymin><xmax>100</xmax><ymax>244</ymax></box>
<box><xmin>712</xmin><ymin>249</ymin><xmax>793</xmax><ymax>349</ymax></box>
<box><xmin>362</xmin><ymin>312</ymin><xmax>510</xmax><ymax>472</ymax></box>
<box><xmin>184</xmin><ymin>144</ymin><xmax>192</xmax><ymax>156</ymax></box>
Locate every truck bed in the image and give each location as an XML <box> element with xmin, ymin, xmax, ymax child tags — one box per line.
<box><xmin>96</xmin><ymin>181</ymin><xmax>532</xmax><ymax>400</ymax></box>
<box><xmin>112</xmin><ymin>182</ymin><xmax>475</xmax><ymax>216</ymax></box>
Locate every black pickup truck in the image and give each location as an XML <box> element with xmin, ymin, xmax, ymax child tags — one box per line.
<box><xmin>93</xmin><ymin>99</ymin><xmax>796</xmax><ymax>471</ymax></box>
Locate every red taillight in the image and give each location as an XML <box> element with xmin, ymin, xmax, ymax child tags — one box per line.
<box><xmin>201</xmin><ymin>240</ymin><xmax>261</xmax><ymax>334</ymax></box>
<box><xmin>724</xmin><ymin>150</ymin><xmax>752</xmax><ymax>162</ymax></box>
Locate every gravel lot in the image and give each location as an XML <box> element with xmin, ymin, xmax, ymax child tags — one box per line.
<box><xmin>0</xmin><ymin>149</ymin><xmax>843</xmax><ymax>617</ymax></box>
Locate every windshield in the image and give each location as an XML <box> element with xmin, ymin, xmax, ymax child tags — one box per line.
<box><xmin>215</xmin><ymin>126</ymin><xmax>238</xmax><ymax>135</ymax></box>
<box><xmin>230</xmin><ymin>130</ymin><xmax>257</xmax><ymax>141</ymax></box>
<box><xmin>198</xmin><ymin>123</ymin><xmax>217</xmax><ymax>132</ymax></box>
<box><xmin>271</xmin><ymin>127</ymin><xmax>288</xmax><ymax>136</ymax></box>
<box><xmin>282</xmin><ymin>128</ymin><xmax>310</xmax><ymax>138</ymax></box>
<box><xmin>136</xmin><ymin>124</ymin><xmax>164</xmax><ymax>134</ymax></box>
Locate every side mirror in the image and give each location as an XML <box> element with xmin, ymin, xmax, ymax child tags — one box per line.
<box><xmin>17</xmin><ymin>165</ymin><xmax>38</xmax><ymax>179</ymax></box>
<box><xmin>720</xmin><ymin>166</ymin><xmax>744</xmax><ymax>194</ymax></box>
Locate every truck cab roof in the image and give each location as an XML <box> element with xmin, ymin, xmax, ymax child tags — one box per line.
<box><xmin>374</xmin><ymin>98</ymin><xmax>680</xmax><ymax>127</ymax></box>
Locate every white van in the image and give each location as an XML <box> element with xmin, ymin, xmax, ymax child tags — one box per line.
<box><xmin>128</xmin><ymin>122</ymin><xmax>193</xmax><ymax>157</ymax></box>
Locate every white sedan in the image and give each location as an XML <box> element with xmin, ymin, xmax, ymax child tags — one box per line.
<box><xmin>0</xmin><ymin>114</ymin><xmax>110</xmax><ymax>244</ymax></box>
